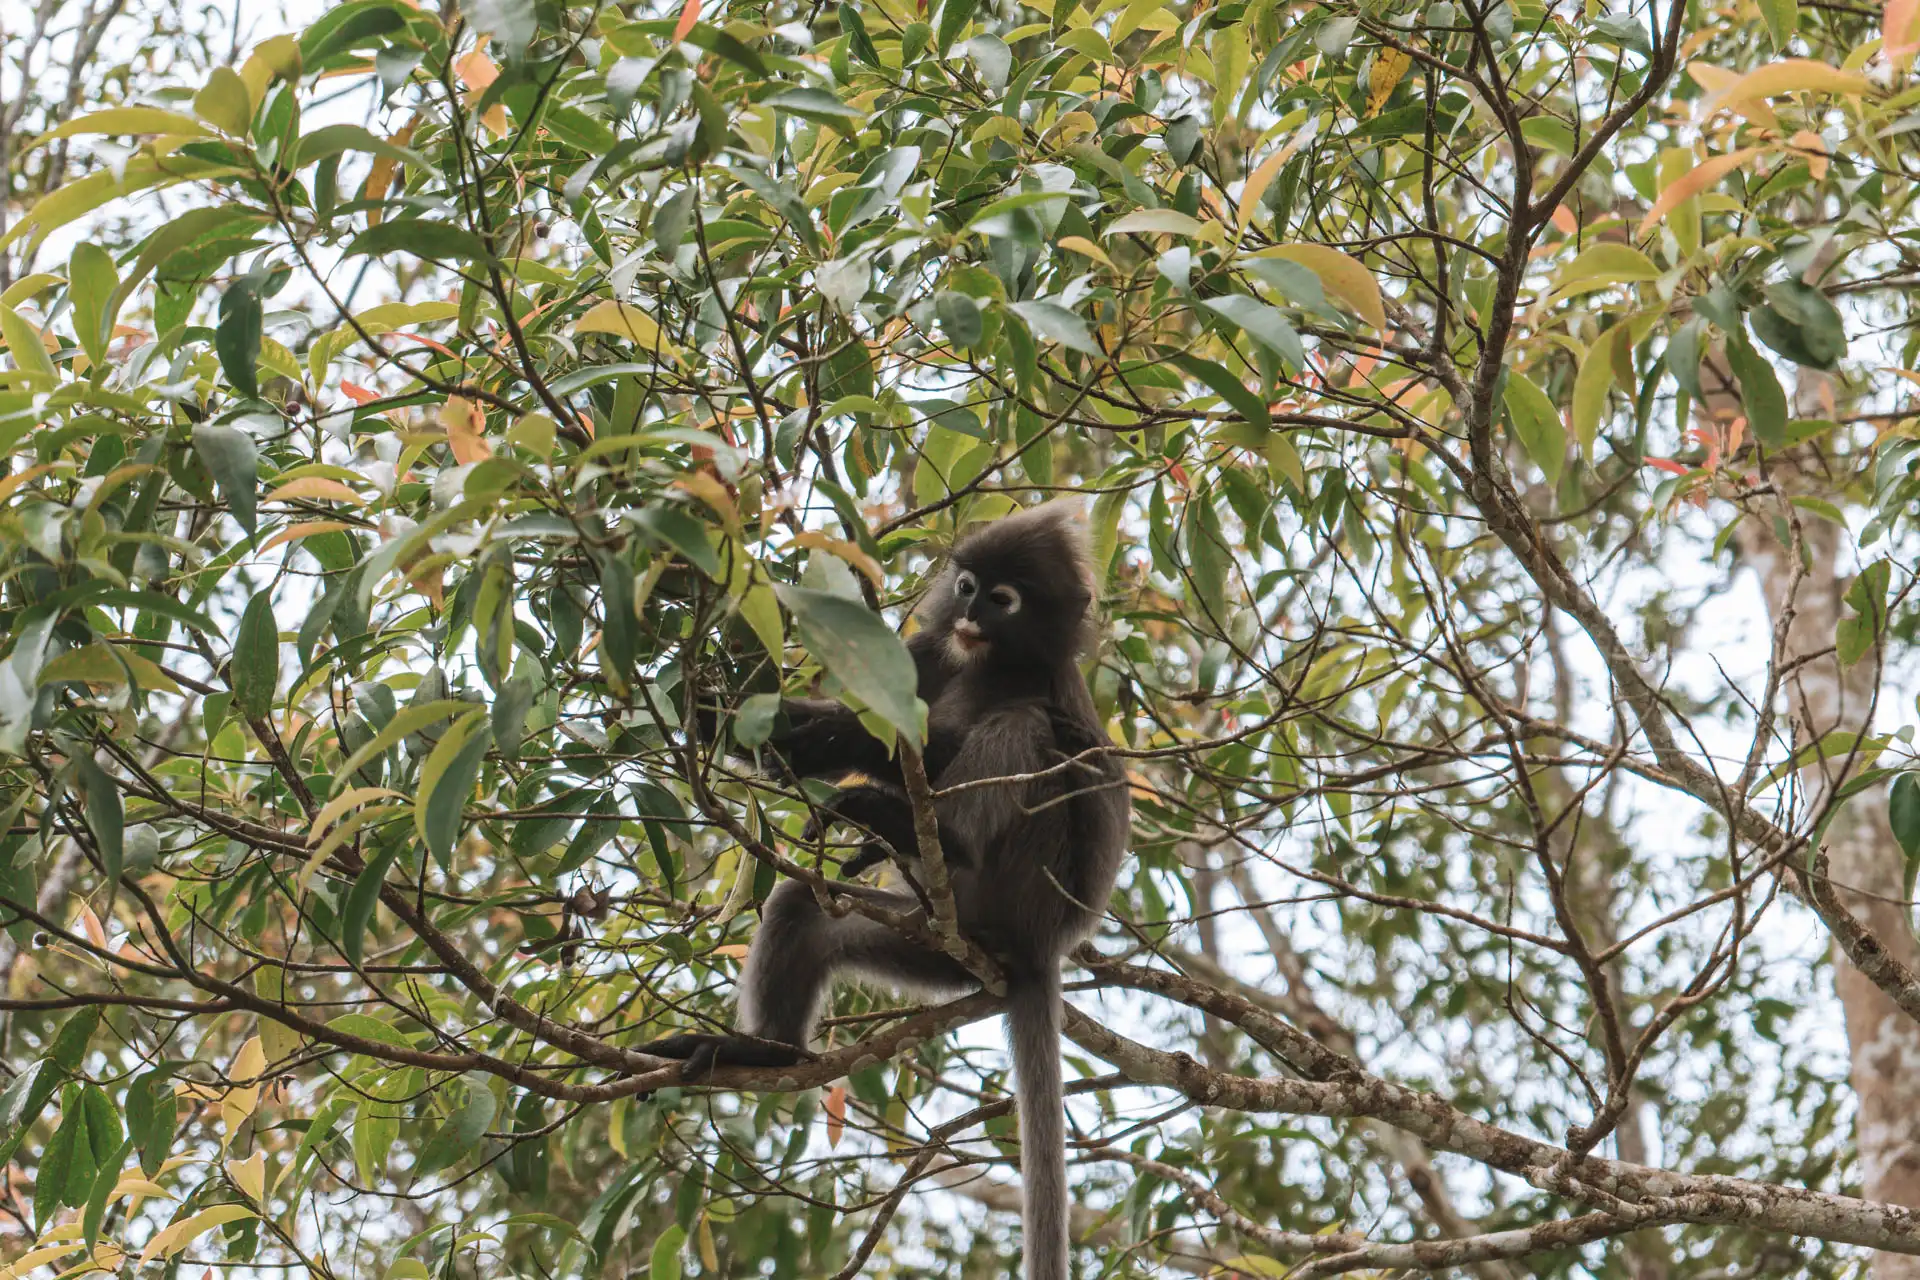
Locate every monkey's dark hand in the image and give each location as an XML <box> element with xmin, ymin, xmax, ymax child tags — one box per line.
<box><xmin>804</xmin><ymin>784</ymin><xmax>915</xmax><ymax>877</ymax></box>
<box><xmin>640</xmin><ymin>1033</ymin><xmax>807</xmax><ymax>1080</ymax></box>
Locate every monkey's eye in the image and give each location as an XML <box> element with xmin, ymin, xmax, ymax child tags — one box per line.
<box><xmin>989</xmin><ymin>585</ymin><xmax>1021</xmax><ymax>613</ymax></box>
<box><xmin>955</xmin><ymin>572</ymin><xmax>978</xmax><ymax>597</ymax></box>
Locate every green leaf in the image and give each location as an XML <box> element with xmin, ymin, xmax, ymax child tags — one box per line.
<box><xmin>1503</xmin><ymin>370</ymin><xmax>1566</xmax><ymax>486</ymax></box>
<box><xmin>193</xmin><ymin>66</ymin><xmax>253</xmax><ymax>135</ymax></box>
<box><xmin>329</xmin><ymin>700</ymin><xmax>474</xmax><ymax>794</ymax></box>
<box><xmin>776</xmin><ymin>586</ymin><xmax>923</xmax><ymax>747</ymax></box>
<box><xmin>302</xmin><ymin>3</ymin><xmax>411</xmax><ymax>67</ymax></box>
<box><xmin>0</xmin><ymin>303</ymin><xmax>55</xmax><ymax>380</ymax></box>
<box><xmin>75</xmin><ymin>756</ymin><xmax>123</xmax><ymax>889</ymax></box>
<box><xmin>416</xmin><ymin>709</ymin><xmax>490</xmax><ymax>869</ymax></box>
<box><xmin>634</xmin><ymin>507</ymin><xmax>721</xmax><ymax>577</ymax></box>
<box><xmin>413</xmin><ymin>1076</ymin><xmax>499</xmax><ymax>1180</ymax></box>
<box><xmin>1571</xmin><ymin>326</ymin><xmax>1624</xmax><ymax>456</ymax></box>
<box><xmin>35</xmin><ymin>1087</ymin><xmax>83</xmax><ymax>1226</ymax></box>
<box><xmin>81</xmin><ymin>1082</ymin><xmax>123</xmax><ymax>1165</ymax></box>
<box><xmin>1750</xmin><ymin>280</ymin><xmax>1847</xmax><ymax>371</ymax></box>
<box><xmin>1200</xmin><ymin>296</ymin><xmax>1305</xmax><ymax>372</ymax></box>
<box><xmin>463</xmin><ymin>0</ymin><xmax>537</xmax><ymax>53</ymax></box>
<box><xmin>1725</xmin><ymin>328</ymin><xmax>1786</xmax><ymax>448</ymax></box>
<box><xmin>216</xmin><ymin>278</ymin><xmax>263</xmax><ymax>399</ymax></box>
<box><xmin>192</xmin><ymin>424</ymin><xmax>259</xmax><ymax>536</ymax></box>
<box><xmin>1892</xmin><ymin>773</ymin><xmax>1920</xmax><ymax>860</ymax></box>
<box><xmin>840</xmin><ymin>3</ymin><xmax>880</xmax><ymax>62</ymax></box>
<box><xmin>936</xmin><ymin>0</ymin><xmax>981</xmax><ymax>53</ymax></box>
<box><xmin>232</xmin><ymin>589</ymin><xmax>280</xmax><ymax>721</ymax></box>
<box><xmin>294</xmin><ymin>122</ymin><xmax>427</xmax><ymax>171</ymax></box>
<box><xmin>935</xmin><ymin>292</ymin><xmax>984</xmax><ymax>348</ymax></box>
<box><xmin>1170</xmin><ymin>352</ymin><xmax>1269</xmax><ymax>430</ymax></box>
<box><xmin>1758</xmin><ymin>0</ymin><xmax>1797</xmax><ymax>47</ymax></box>
<box><xmin>84</xmin><ymin>1137</ymin><xmax>134</xmax><ymax>1253</ymax></box>
<box><xmin>126</xmin><ymin>1069</ymin><xmax>176</xmax><ymax>1176</ymax></box>
<box><xmin>68</xmin><ymin>243</ymin><xmax>118</xmax><ymax>366</ymax></box>
<box><xmin>341</xmin><ymin>841</ymin><xmax>402</xmax><ymax>968</ymax></box>
<box><xmin>763</xmin><ymin>88</ymin><xmax>865</xmax><ymax>131</ymax></box>
<box><xmin>1836</xmin><ymin>558</ymin><xmax>1891</xmax><ymax>666</ymax></box>
<box><xmin>1007</xmin><ymin>300</ymin><xmax>1103</xmax><ymax>358</ymax></box>
<box><xmin>346</xmin><ymin>219</ymin><xmax>492</xmax><ymax>264</ymax></box>
<box><xmin>650</xmin><ymin>1225</ymin><xmax>687</xmax><ymax>1280</ymax></box>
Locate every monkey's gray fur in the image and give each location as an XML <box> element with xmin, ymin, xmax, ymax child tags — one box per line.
<box><xmin>645</xmin><ymin>503</ymin><xmax>1131</xmax><ymax>1280</ymax></box>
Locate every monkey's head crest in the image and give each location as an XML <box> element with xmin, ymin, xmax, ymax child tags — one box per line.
<box><xmin>918</xmin><ymin>503</ymin><xmax>1098</xmax><ymax>668</ymax></box>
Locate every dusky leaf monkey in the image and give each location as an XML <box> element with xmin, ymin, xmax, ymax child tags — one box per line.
<box><xmin>646</xmin><ymin>503</ymin><xmax>1131</xmax><ymax>1280</ymax></box>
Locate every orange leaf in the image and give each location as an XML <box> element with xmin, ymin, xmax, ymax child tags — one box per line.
<box><xmin>673</xmin><ymin>0</ymin><xmax>703</xmax><ymax>43</ymax></box>
<box><xmin>825</xmin><ymin>1085</ymin><xmax>846</xmax><ymax>1149</ymax></box>
<box><xmin>77</xmin><ymin>903</ymin><xmax>108</xmax><ymax>949</ymax></box>
<box><xmin>340</xmin><ymin>381</ymin><xmax>379</xmax><ymax>405</ymax></box>
<box><xmin>1644</xmin><ymin>456</ymin><xmax>1690</xmax><ymax>475</ymax></box>
<box><xmin>362</xmin><ymin>121</ymin><xmax>415</xmax><ymax>227</ymax></box>
<box><xmin>1636</xmin><ymin>148</ymin><xmax>1763</xmax><ymax>237</ymax></box>
<box><xmin>1549</xmin><ymin>204</ymin><xmax>1578</xmax><ymax>234</ymax></box>
<box><xmin>454</xmin><ymin>46</ymin><xmax>499</xmax><ymax>94</ymax></box>
<box><xmin>440</xmin><ymin>396</ymin><xmax>492</xmax><ymax>465</ymax></box>
<box><xmin>260</xmin><ymin>521</ymin><xmax>354</xmax><ymax>552</ymax></box>
<box><xmin>1790</xmin><ymin>129</ymin><xmax>1828</xmax><ymax>181</ymax></box>
<box><xmin>1892</xmin><ymin>0</ymin><xmax>1920</xmax><ymax>57</ymax></box>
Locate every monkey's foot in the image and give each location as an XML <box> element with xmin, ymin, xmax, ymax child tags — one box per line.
<box><xmin>640</xmin><ymin>1033</ymin><xmax>807</xmax><ymax>1080</ymax></box>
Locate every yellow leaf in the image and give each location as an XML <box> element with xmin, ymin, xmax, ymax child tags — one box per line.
<box><xmin>439</xmin><ymin>396</ymin><xmax>492</xmax><ymax>466</ymax></box>
<box><xmin>1687</xmin><ymin>64</ymin><xmax>1779</xmax><ymax>128</ymax></box>
<box><xmin>137</xmin><ymin>1205</ymin><xmax>257</xmax><ymax>1267</ymax></box>
<box><xmin>698</xmin><ymin>1217</ymin><xmax>719</xmax><ymax>1271</ymax></box>
<box><xmin>1236</xmin><ymin>140</ymin><xmax>1298</xmax><ymax>238</ymax></box>
<box><xmin>193</xmin><ymin>66</ymin><xmax>253</xmax><ymax>135</ymax></box>
<box><xmin>1636</xmin><ymin>148</ymin><xmax>1763</xmax><ymax>237</ymax></box>
<box><xmin>1056</xmin><ymin>235</ymin><xmax>1114</xmax><ymax>269</ymax></box>
<box><xmin>225</xmin><ymin>1151</ymin><xmax>267</xmax><ymax>1201</ymax></box>
<box><xmin>0</xmin><ymin>1243</ymin><xmax>83</xmax><ymax>1279</ymax></box>
<box><xmin>1252</xmin><ymin>244</ymin><xmax>1388</xmax><ymax>330</ymax></box>
<box><xmin>788</xmin><ymin>530</ymin><xmax>885</xmax><ymax>585</ymax></box>
<box><xmin>677</xmin><ymin>472</ymin><xmax>740</xmax><ymax>528</ymax></box>
<box><xmin>1367</xmin><ymin>47</ymin><xmax>1411</xmax><ymax>116</ymax></box>
<box><xmin>572</xmin><ymin>300</ymin><xmax>682</xmax><ymax>360</ymax></box>
<box><xmin>116</xmin><ymin>647</ymin><xmax>182</xmax><ymax>695</ymax></box>
<box><xmin>266</xmin><ymin>476</ymin><xmax>365</xmax><ymax>505</ymax></box>
<box><xmin>32</xmin><ymin>108</ymin><xmax>213</xmax><ymax>146</ymax></box>
<box><xmin>1699</xmin><ymin>58</ymin><xmax>1873</xmax><ymax>113</ymax></box>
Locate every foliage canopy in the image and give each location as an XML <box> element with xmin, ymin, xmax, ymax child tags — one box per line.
<box><xmin>8</xmin><ymin>0</ymin><xmax>1920</xmax><ymax>1275</ymax></box>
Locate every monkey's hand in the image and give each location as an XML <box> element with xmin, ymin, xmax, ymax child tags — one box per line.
<box><xmin>805</xmin><ymin>784</ymin><xmax>915</xmax><ymax>877</ymax></box>
<box><xmin>640</xmin><ymin>1033</ymin><xmax>808</xmax><ymax>1080</ymax></box>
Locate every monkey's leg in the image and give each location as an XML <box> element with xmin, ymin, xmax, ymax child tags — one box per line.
<box><xmin>643</xmin><ymin>882</ymin><xmax>971</xmax><ymax>1080</ymax></box>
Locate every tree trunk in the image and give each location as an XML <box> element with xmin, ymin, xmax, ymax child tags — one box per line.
<box><xmin>1737</xmin><ymin>496</ymin><xmax>1920</xmax><ymax>1279</ymax></box>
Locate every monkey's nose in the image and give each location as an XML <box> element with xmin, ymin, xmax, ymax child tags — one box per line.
<box><xmin>953</xmin><ymin>618</ymin><xmax>983</xmax><ymax>640</ymax></box>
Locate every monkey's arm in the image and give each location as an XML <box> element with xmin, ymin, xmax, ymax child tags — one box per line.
<box><xmin>813</xmin><ymin>782</ymin><xmax>973</xmax><ymax>876</ymax></box>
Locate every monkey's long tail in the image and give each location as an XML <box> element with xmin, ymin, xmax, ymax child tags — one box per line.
<box><xmin>1007</xmin><ymin>969</ymin><xmax>1069</xmax><ymax>1280</ymax></box>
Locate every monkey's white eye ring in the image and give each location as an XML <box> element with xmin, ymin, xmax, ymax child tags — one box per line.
<box><xmin>990</xmin><ymin>586</ymin><xmax>1021</xmax><ymax>613</ymax></box>
<box><xmin>955</xmin><ymin>571</ymin><xmax>978</xmax><ymax>597</ymax></box>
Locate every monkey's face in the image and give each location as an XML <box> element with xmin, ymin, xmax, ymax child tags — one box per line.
<box><xmin>946</xmin><ymin>567</ymin><xmax>1024</xmax><ymax>663</ymax></box>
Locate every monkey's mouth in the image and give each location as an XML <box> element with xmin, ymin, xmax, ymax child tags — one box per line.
<box><xmin>949</xmin><ymin>628</ymin><xmax>989</xmax><ymax>660</ymax></box>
